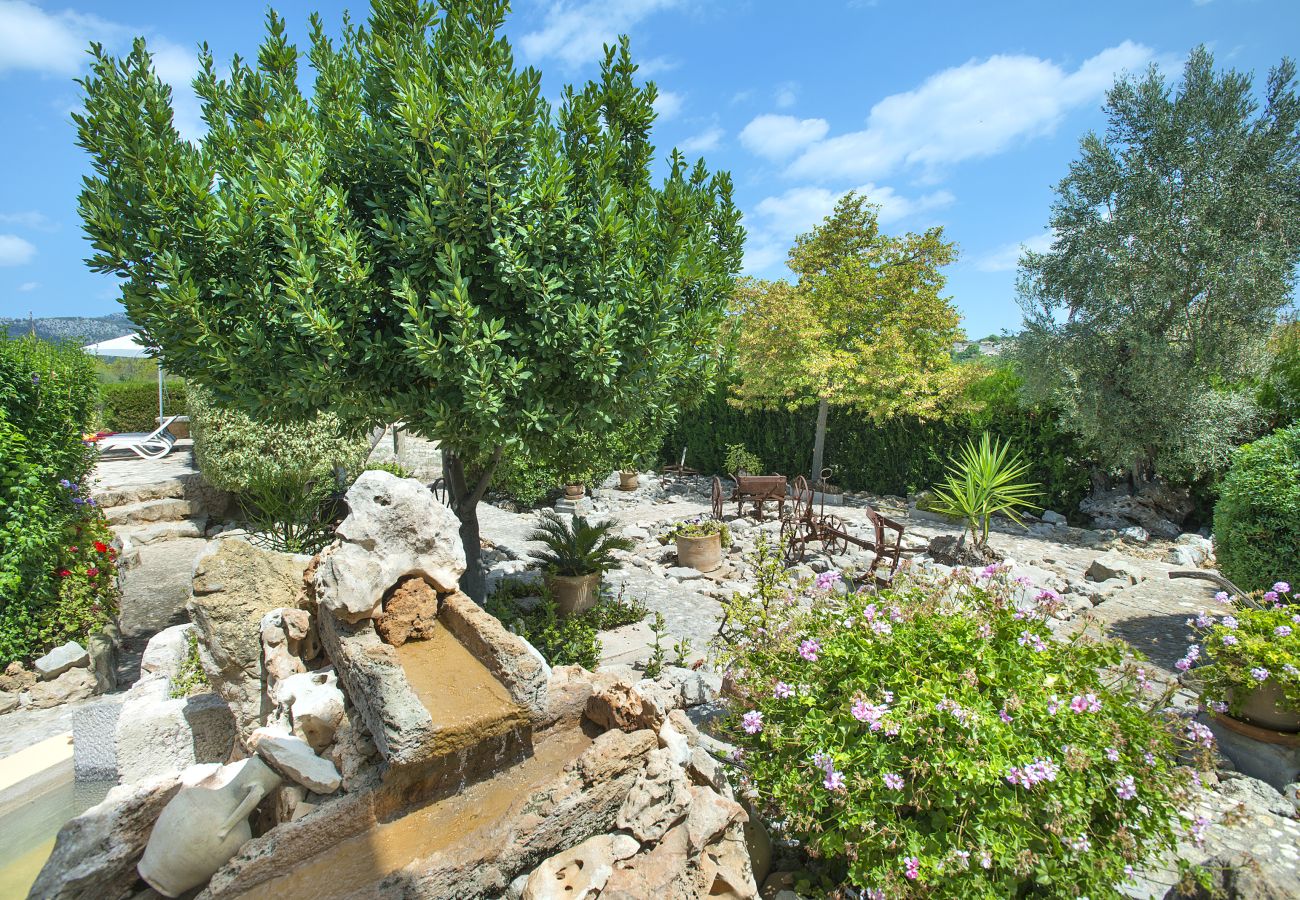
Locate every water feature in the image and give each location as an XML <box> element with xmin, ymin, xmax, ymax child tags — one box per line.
<box><xmin>0</xmin><ymin>773</ymin><xmax>112</xmax><ymax>899</ymax></box>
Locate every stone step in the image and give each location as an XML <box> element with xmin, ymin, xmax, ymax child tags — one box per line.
<box><xmin>104</xmin><ymin>498</ymin><xmax>195</xmax><ymax>527</ymax></box>
<box><xmin>115</xmin><ymin>517</ymin><xmax>209</xmax><ymax>547</ymax></box>
<box><xmin>94</xmin><ymin>477</ymin><xmax>190</xmax><ymax>510</ymax></box>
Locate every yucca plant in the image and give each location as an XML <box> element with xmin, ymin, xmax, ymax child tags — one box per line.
<box><xmin>526</xmin><ymin>511</ymin><xmax>635</xmax><ymax>577</ymax></box>
<box><xmin>930</xmin><ymin>433</ymin><xmax>1041</xmax><ymax>551</ymax></box>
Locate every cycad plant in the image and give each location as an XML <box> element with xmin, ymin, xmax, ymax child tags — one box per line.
<box><xmin>527</xmin><ymin>511</ymin><xmax>634</xmax><ymax>577</ymax></box>
<box><xmin>931</xmin><ymin>433</ymin><xmax>1041</xmax><ymax>551</ymax></box>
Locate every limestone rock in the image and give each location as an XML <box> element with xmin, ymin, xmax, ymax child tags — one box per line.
<box><xmin>139</xmin><ymin>624</ymin><xmax>195</xmax><ymax>678</ymax></box>
<box><xmin>1080</xmin><ymin>481</ymin><xmax>1192</xmax><ymax>539</ymax></box>
<box><xmin>661</xmin><ymin>666</ymin><xmax>722</xmax><ymax>708</ymax></box>
<box><xmin>1219</xmin><ymin>775</ymin><xmax>1295</xmax><ymax>818</ymax></box>
<box><xmin>522</xmin><ymin>832</ymin><xmax>641</xmax><ymax>900</ymax></box>
<box><xmin>115</xmin><ymin>675</ymin><xmax>237</xmax><ymax>784</ymax></box>
<box><xmin>617</xmin><ymin>747</ymin><xmax>692</xmax><ymax>842</ymax></box>
<box><xmin>374</xmin><ymin>576</ymin><xmax>439</xmax><ymax>647</ymax></box>
<box><xmin>1168</xmin><ymin>534</ymin><xmax>1213</xmax><ymax>568</ymax></box>
<box><xmin>0</xmin><ymin>689</ymin><xmax>17</xmax><ymax>715</ymax></box>
<box><xmin>313</xmin><ymin>472</ymin><xmax>466</xmax><ymax>622</ymax></box>
<box><xmin>26</xmin><ymin>667</ymin><xmax>96</xmax><ymax>708</ymax></box>
<box><xmin>326</xmin><ymin>716</ymin><xmax>381</xmax><ymax>793</ymax></box>
<box><xmin>440</xmin><ymin>591</ymin><xmax>550</xmax><ymax>719</ymax></box>
<box><xmin>698</xmin><ymin>820</ymin><xmax>761</xmax><ymax>900</ymax></box>
<box><xmin>587</xmin><ymin>680</ymin><xmax>668</xmax><ymax>733</ymax></box>
<box><xmin>602</xmin><ymin>823</ymin><xmax>694</xmax><ymax>899</ymax></box>
<box><xmin>28</xmin><ymin>774</ymin><xmax>181</xmax><ymax>900</ymax></box>
<box><xmin>1042</xmin><ymin>510</ymin><xmax>1067</xmax><ymax>526</ymax></box>
<box><xmin>35</xmin><ymin>640</ymin><xmax>90</xmax><ymax>680</ymax></box>
<box><xmin>251</xmin><ymin>727</ymin><xmax>342</xmax><ymax>794</ymax></box>
<box><xmin>0</xmin><ymin>660</ymin><xmax>35</xmax><ymax>692</ymax></box>
<box><xmin>658</xmin><ymin>716</ymin><xmax>692</xmax><ymax>766</ymax></box>
<box><xmin>544</xmin><ymin>665</ymin><xmax>601</xmax><ymax>727</ymax></box>
<box><xmin>274</xmin><ymin>669</ymin><xmax>346</xmax><ymax>751</ymax></box>
<box><xmin>260</xmin><ymin>608</ymin><xmax>316</xmax><ymax>689</ymax></box>
<box><xmin>189</xmin><ymin>538</ymin><xmax>310</xmax><ymax>741</ymax></box>
<box><xmin>1164</xmin><ymin>849</ymin><xmax>1300</xmax><ymax>899</ymax></box>
<box><xmin>88</xmin><ymin>629</ymin><xmax>118</xmax><ymax>693</ymax></box>
<box><xmin>685</xmin><ymin>785</ymin><xmax>746</xmax><ymax>853</ymax></box>
<box><xmin>1085</xmin><ymin>553</ymin><xmax>1140</xmax><ymax>584</ymax></box>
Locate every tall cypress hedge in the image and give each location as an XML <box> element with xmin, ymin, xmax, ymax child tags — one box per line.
<box><xmin>664</xmin><ymin>365</ymin><xmax>1092</xmax><ymax>515</ymax></box>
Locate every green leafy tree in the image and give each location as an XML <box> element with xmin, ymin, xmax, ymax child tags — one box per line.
<box><xmin>729</xmin><ymin>193</ymin><xmax>965</xmax><ymax>481</ymax></box>
<box><xmin>75</xmin><ymin>0</ymin><xmax>742</xmax><ymax>599</ymax></box>
<box><xmin>1016</xmin><ymin>47</ymin><xmax>1300</xmax><ymax>485</ymax></box>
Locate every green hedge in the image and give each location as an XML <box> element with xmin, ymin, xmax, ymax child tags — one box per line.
<box><xmin>101</xmin><ymin>380</ymin><xmax>187</xmax><ymax>432</ymax></box>
<box><xmin>664</xmin><ymin>366</ymin><xmax>1092</xmax><ymax>516</ymax></box>
<box><xmin>1213</xmin><ymin>424</ymin><xmax>1300</xmax><ymax>593</ymax></box>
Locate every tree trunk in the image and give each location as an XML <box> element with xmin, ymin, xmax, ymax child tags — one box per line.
<box><xmin>441</xmin><ymin>447</ymin><xmax>502</xmax><ymax>604</ymax></box>
<box><xmin>810</xmin><ymin>397</ymin><xmax>829</xmax><ymax>484</ymax></box>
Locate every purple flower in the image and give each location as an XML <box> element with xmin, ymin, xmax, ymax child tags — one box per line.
<box><xmin>978</xmin><ymin>623</ymin><xmax>993</xmax><ymax>639</ymax></box>
<box><xmin>811</xmin><ymin>751</ymin><xmax>831</xmax><ymax>769</ymax></box>
<box><xmin>1264</xmin><ymin>591</ymin><xmax>1280</xmax><ymax>604</ymax></box>
<box><xmin>999</xmin><ymin>708</ymin><xmax>1013</xmax><ymax>723</ymax></box>
<box><xmin>1207</xmin><ymin>699</ymin><xmax>1228</xmax><ymax>713</ymax></box>
<box><xmin>798</xmin><ymin>639</ymin><xmax>820</xmax><ymax>661</ymax></box>
<box><xmin>1006</xmin><ymin>757</ymin><xmax>1058</xmax><ymax>788</ymax></box>
<box><xmin>814</xmin><ymin>570</ymin><xmax>842</xmax><ymax>591</ymax></box>
<box><xmin>882</xmin><ymin>772</ymin><xmax>904</xmax><ymax>790</ymax></box>
<box><xmin>1221</xmin><ymin>634</ymin><xmax>1238</xmax><ymax>646</ymax></box>
<box><xmin>1251</xmin><ymin>667</ymin><xmax>1270</xmax><ymax>682</ymax></box>
<box><xmin>1046</xmin><ymin>695</ymin><xmax>1060</xmax><ymax>715</ymax></box>
<box><xmin>979</xmin><ymin>564</ymin><xmax>999</xmax><ymax>579</ymax></box>
<box><xmin>773</xmin><ymin>681</ymin><xmax>793</xmax><ymax>699</ymax></box>
<box><xmin>1275</xmin><ymin>582</ymin><xmax>1292</xmax><ymax>594</ymax></box>
<box><xmin>1186</xmin><ymin>721</ymin><xmax>1215</xmax><ymax>747</ymax></box>
<box><xmin>1276</xmin><ymin>626</ymin><xmax>1293</xmax><ymax>637</ymax></box>
<box><xmin>903</xmin><ymin>856</ymin><xmax>920</xmax><ymax>880</ymax></box>
<box><xmin>1063</xmin><ymin>834</ymin><xmax>1090</xmax><ymax>853</ymax></box>
<box><xmin>1114</xmin><ymin>775</ymin><xmax>1137</xmax><ymax>800</ymax></box>
<box><xmin>823</xmin><ymin>769</ymin><xmax>845</xmax><ymax>791</ymax></box>
<box><xmin>1017</xmin><ymin>630</ymin><xmax>1046</xmax><ymax>652</ymax></box>
<box><xmin>1194</xmin><ymin>612</ymin><xmax>1214</xmax><ymax>628</ymax></box>
<box><xmin>869</xmin><ymin>618</ymin><xmax>893</xmax><ymax>636</ymax></box>
<box><xmin>30</xmin><ymin>373</ymin><xmax>39</xmax><ymax>384</ymax></box>
<box><xmin>980</xmin><ymin>851</ymin><xmax>992</xmax><ymax>869</ymax></box>
<box><xmin>741</xmin><ymin>710</ymin><xmax>763</xmax><ymax>734</ymax></box>
<box><xmin>1221</xmin><ymin>616</ymin><xmax>1238</xmax><ymax>630</ymax></box>
<box><xmin>1105</xmin><ymin>747</ymin><xmax>1120</xmax><ymax>762</ymax></box>
<box><xmin>1214</xmin><ymin>591</ymin><xmax>1231</xmax><ymax>604</ymax></box>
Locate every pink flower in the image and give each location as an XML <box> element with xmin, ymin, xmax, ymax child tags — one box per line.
<box><xmin>741</xmin><ymin>710</ymin><xmax>763</xmax><ymax>734</ymax></box>
<box><xmin>999</xmin><ymin>708</ymin><xmax>1012</xmax><ymax>723</ymax></box>
<box><xmin>773</xmin><ymin>681</ymin><xmax>793</xmax><ymax>699</ymax></box>
<box><xmin>1105</xmin><ymin>747</ymin><xmax>1120</xmax><ymax>762</ymax></box>
<box><xmin>798</xmin><ymin>639</ymin><xmax>820</xmax><ymax>661</ymax></box>
<box><xmin>1264</xmin><ymin>591</ymin><xmax>1280</xmax><ymax>604</ymax></box>
<box><xmin>903</xmin><ymin>856</ymin><xmax>920</xmax><ymax>880</ymax></box>
<box><xmin>1275</xmin><ymin>582</ymin><xmax>1292</xmax><ymax>594</ymax></box>
<box><xmin>1017</xmin><ymin>630</ymin><xmax>1046</xmax><ymax>652</ymax></box>
<box><xmin>1114</xmin><ymin>775</ymin><xmax>1137</xmax><ymax>800</ymax></box>
<box><xmin>882</xmin><ymin>772</ymin><xmax>904</xmax><ymax>790</ymax></box>
<box><xmin>1069</xmin><ymin>693</ymin><xmax>1101</xmax><ymax>713</ymax></box>
<box><xmin>814</xmin><ymin>571</ymin><xmax>842</xmax><ymax>591</ymax></box>
<box><xmin>823</xmin><ymin>769</ymin><xmax>845</xmax><ymax>791</ymax></box>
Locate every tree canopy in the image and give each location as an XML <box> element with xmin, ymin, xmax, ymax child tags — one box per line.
<box><xmin>75</xmin><ymin>0</ymin><xmax>743</xmax><ymax>596</ymax></box>
<box><xmin>1015</xmin><ymin>47</ymin><xmax>1300</xmax><ymax>483</ymax></box>
<box><xmin>729</xmin><ymin>192</ymin><xmax>964</xmax><ymax>479</ymax></box>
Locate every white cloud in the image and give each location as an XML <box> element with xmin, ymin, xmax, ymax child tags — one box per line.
<box><xmin>0</xmin><ymin>1</ymin><xmax>123</xmax><ymax>75</ymax></box>
<box><xmin>742</xmin><ymin>183</ymin><xmax>955</xmax><ymax>275</ymax></box>
<box><xmin>974</xmin><ymin>231</ymin><xmax>1055</xmax><ymax>272</ymax></box>
<box><xmin>519</xmin><ymin>0</ymin><xmax>680</xmax><ymax>70</ymax></box>
<box><xmin>773</xmin><ymin>81</ymin><xmax>798</xmax><ymax>109</ymax></box>
<box><xmin>18</xmin><ymin>280</ymin><xmax>38</xmax><ymax>291</ymax></box>
<box><xmin>679</xmin><ymin>126</ymin><xmax>723</xmax><ymax>154</ymax></box>
<box><xmin>739</xmin><ymin>114</ymin><xmax>830</xmax><ymax>161</ymax></box>
<box><xmin>0</xmin><ymin>234</ymin><xmax>37</xmax><ymax>266</ymax></box>
<box><xmin>0</xmin><ymin>210</ymin><xmax>56</xmax><ymax>231</ymax></box>
<box><xmin>653</xmin><ymin>89</ymin><xmax>683</xmax><ymax>121</ymax></box>
<box><xmin>787</xmin><ymin>41</ymin><xmax>1156</xmax><ymax>181</ymax></box>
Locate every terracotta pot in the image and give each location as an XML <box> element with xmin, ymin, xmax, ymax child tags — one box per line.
<box><xmin>563</xmin><ymin>483</ymin><xmax>586</xmax><ymax>500</ymax></box>
<box><xmin>546</xmin><ymin>572</ymin><xmax>602</xmax><ymax>616</ymax></box>
<box><xmin>1232</xmin><ymin>680</ymin><xmax>1300</xmax><ymax>733</ymax></box>
<box><xmin>138</xmin><ymin>758</ymin><xmax>282</xmax><ymax>897</ymax></box>
<box><xmin>676</xmin><ymin>532</ymin><xmax>722</xmax><ymax>572</ymax></box>
<box><xmin>618</xmin><ymin>471</ymin><xmax>639</xmax><ymax>491</ymax></box>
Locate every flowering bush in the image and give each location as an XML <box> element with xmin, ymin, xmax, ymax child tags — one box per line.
<box><xmin>1185</xmin><ymin>583</ymin><xmax>1300</xmax><ymax>718</ymax></box>
<box><xmin>658</xmin><ymin>515</ymin><xmax>731</xmax><ymax>547</ymax></box>
<box><xmin>717</xmin><ymin>557</ymin><xmax>1201</xmax><ymax>898</ymax></box>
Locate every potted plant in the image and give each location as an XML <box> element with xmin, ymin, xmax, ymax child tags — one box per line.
<box><xmin>618</xmin><ymin>470</ymin><xmax>639</xmax><ymax>491</ymax></box>
<box><xmin>527</xmin><ymin>511</ymin><xmax>633</xmax><ymax>615</ymax></box>
<box><xmin>1187</xmin><ymin>582</ymin><xmax>1300</xmax><ymax>733</ymax></box>
<box><xmin>723</xmin><ymin>443</ymin><xmax>762</xmax><ymax>479</ymax></box>
<box><xmin>927</xmin><ymin>432</ymin><xmax>1041</xmax><ymax>566</ymax></box>
<box><xmin>660</xmin><ymin>515</ymin><xmax>731</xmax><ymax>572</ymax></box>
<box><xmin>563</xmin><ymin>482</ymin><xmax>586</xmax><ymax>500</ymax></box>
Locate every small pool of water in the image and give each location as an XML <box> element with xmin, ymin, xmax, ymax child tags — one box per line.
<box><xmin>0</xmin><ymin>776</ymin><xmax>112</xmax><ymax>899</ymax></box>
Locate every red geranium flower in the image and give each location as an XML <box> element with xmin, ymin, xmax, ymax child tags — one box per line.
<box><xmin>86</xmin><ymin>567</ymin><xmax>99</xmax><ymax>578</ymax></box>
<box><xmin>68</xmin><ymin>546</ymin><xmax>78</xmax><ymax>554</ymax></box>
<box><xmin>94</xmin><ymin>541</ymin><xmax>109</xmax><ymax>554</ymax></box>
<box><xmin>57</xmin><ymin>569</ymin><xmax>71</xmax><ymax>577</ymax></box>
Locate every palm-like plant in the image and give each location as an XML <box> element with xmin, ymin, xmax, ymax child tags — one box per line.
<box><xmin>930</xmin><ymin>433</ymin><xmax>1042</xmax><ymax>551</ymax></box>
<box><xmin>527</xmin><ymin>511</ymin><xmax>635</xmax><ymax>577</ymax></box>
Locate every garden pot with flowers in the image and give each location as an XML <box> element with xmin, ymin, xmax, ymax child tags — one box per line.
<box><xmin>1185</xmin><ymin>581</ymin><xmax>1300</xmax><ymax>733</ymax></box>
<box><xmin>660</xmin><ymin>516</ymin><xmax>730</xmax><ymax>572</ymax></box>
<box><xmin>526</xmin><ymin>511</ymin><xmax>632</xmax><ymax>616</ymax></box>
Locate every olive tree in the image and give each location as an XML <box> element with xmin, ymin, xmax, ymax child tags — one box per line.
<box><xmin>76</xmin><ymin>0</ymin><xmax>743</xmax><ymax>598</ymax></box>
<box><xmin>1016</xmin><ymin>47</ymin><xmax>1300</xmax><ymax>485</ymax></box>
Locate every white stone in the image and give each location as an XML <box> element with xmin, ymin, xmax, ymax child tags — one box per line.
<box><xmin>523</xmin><ymin>832</ymin><xmax>641</xmax><ymax>900</ymax></box>
<box><xmin>1042</xmin><ymin>510</ymin><xmax>1068</xmax><ymax>526</ymax></box>
<box><xmin>314</xmin><ymin>471</ymin><xmax>466</xmax><ymax>622</ymax></box>
<box><xmin>275</xmin><ymin>670</ymin><xmax>346</xmax><ymax>752</ymax></box>
<box><xmin>115</xmin><ymin>677</ymin><xmax>237</xmax><ymax>784</ymax></box>
<box><xmin>35</xmin><ymin>641</ymin><xmax>89</xmax><ymax>680</ymax></box>
<box><xmin>665</xmin><ymin>566</ymin><xmax>703</xmax><ymax>580</ymax></box>
<box><xmin>139</xmin><ymin>624</ymin><xmax>196</xmax><ymax>679</ymax></box>
<box><xmin>1121</xmin><ymin>525</ymin><xmax>1150</xmax><ymax>543</ymax></box>
<box><xmin>252</xmin><ymin>727</ymin><xmax>342</xmax><ymax>794</ymax></box>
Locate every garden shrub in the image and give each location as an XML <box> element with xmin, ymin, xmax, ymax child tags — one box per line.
<box><xmin>666</xmin><ymin>364</ymin><xmax>1091</xmax><ymax>516</ymax></box>
<box><xmin>716</xmin><ymin>537</ymin><xmax>1200</xmax><ymax>898</ymax></box>
<box><xmin>101</xmin><ymin>380</ymin><xmax>187</xmax><ymax>432</ymax></box>
<box><xmin>486</xmin><ymin>580</ymin><xmax>649</xmax><ymax>667</ymax></box>
<box><xmin>0</xmin><ymin>334</ymin><xmax>98</xmax><ymax>484</ymax></box>
<box><xmin>1213</xmin><ymin>424</ymin><xmax>1300</xmax><ymax>593</ymax></box>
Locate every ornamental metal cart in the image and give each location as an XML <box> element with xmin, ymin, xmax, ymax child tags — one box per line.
<box><xmin>711</xmin><ymin>472</ymin><xmax>789</xmax><ymax>521</ymax></box>
<box><xmin>778</xmin><ymin>476</ymin><xmax>906</xmax><ymax>580</ymax></box>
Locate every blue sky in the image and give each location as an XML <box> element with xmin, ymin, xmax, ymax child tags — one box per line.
<box><xmin>1</xmin><ymin>0</ymin><xmax>1296</xmax><ymax>337</ymax></box>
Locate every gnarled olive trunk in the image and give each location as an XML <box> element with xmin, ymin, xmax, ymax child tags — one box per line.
<box><xmin>441</xmin><ymin>447</ymin><xmax>502</xmax><ymax>604</ymax></box>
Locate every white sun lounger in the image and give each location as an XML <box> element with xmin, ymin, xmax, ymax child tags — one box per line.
<box><xmin>97</xmin><ymin>415</ymin><xmax>180</xmax><ymax>460</ymax></box>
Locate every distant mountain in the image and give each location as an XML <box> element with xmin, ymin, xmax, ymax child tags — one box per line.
<box><xmin>2</xmin><ymin>313</ymin><xmax>134</xmax><ymax>344</ymax></box>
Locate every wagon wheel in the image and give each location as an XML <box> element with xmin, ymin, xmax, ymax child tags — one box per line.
<box><xmin>818</xmin><ymin>514</ymin><xmax>850</xmax><ymax>556</ymax></box>
<box><xmin>781</xmin><ymin>518</ymin><xmax>808</xmax><ymax>562</ymax></box>
<box><xmin>711</xmin><ymin>476</ymin><xmax>724</xmax><ymax>521</ymax></box>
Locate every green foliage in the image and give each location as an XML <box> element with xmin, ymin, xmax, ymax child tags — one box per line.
<box><xmin>658</xmin><ymin>514</ymin><xmax>731</xmax><ymax>548</ymax></box>
<box><xmin>667</xmin><ymin>363</ymin><xmax>1091</xmax><ymax>515</ymax></box>
<box><xmin>0</xmin><ymin>335</ymin><xmax>99</xmax><ymax>483</ymax></box>
<box><xmin>717</xmin><ymin>561</ymin><xmax>1199</xmax><ymax>897</ymax></box>
<box><xmin>189</xmin><ymin>386</ymin><xmax>367</xmax><ymax>494</ymax></box>
<box><xmin>239</xmin><ymin>471</ymin><xmax>343</xmax><ymax>555</ymax></box>
<box><xmin>1213</xmin><ymin>425</ymin><xmax>1300</xmax><ymax>593</ymax></box>
<box><xmin>930</xmin><ymin>433</ymin><xmax>1041</xmax><ymax>550</ymax></box>
<box><xmin>723</xmin><ymin>443</ymin><xmax>762</xmax><ymax>476</ymax></box>
<box><xmin>1258</xmin><ymin>319</ymin><xmax>1300</xmax><ymax>429</ymax></box>
<box><xmin>169</xmin><ymin>631</ymin><xmax>210</xmax><ymax>699</ymax></box>
<box><xmin>93</xmin><ymin>355</ymin><xmax>160</xmax><ymax>384</ymax></box>
<box><xmin>1016</xmin><ymin>47</ymin><xmax>1300</xmax><ymax>481</ymax></box>
<box><xmin>584</xmin><ymin>583</ymin><xmax>650</xmax><ymax>631</ymax></box>
<box><xmin>526</xmin><ymin>511</ymin><xmax>634</xmax><ymax>577</ymax></box>
<box><xmin>1190</xmin><ymin>588</ymin><xmax>1300</xmax><ymax>718</ymax></box>
<box><xmin>486</xmin><ymin>581</ymin><xmax>600</xmax><ymax>668</ymax></box>
<box><xmin>364</xmin><ymin>460</ymin><xmax>414</xmax><ymax>479</ymax></box>
<box><xmin>74</xmin><ymin>1</ymin><xmax>743</xmax><ymax>598</ymax></box>
<box><xmin>644</xmin><ymin>612</ymin><xmax>669</xmax><ymax>679</ymax></box>
<box><xmin>100</xmin><ymin>380</ymin><xmax>186</xmax><ymax>432</ymax></box>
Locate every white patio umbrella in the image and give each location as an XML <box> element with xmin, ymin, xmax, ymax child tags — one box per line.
<box><xmin>81</xmin><ymin>332</ymin><xmax>167</xmax><ymax>422</ymax></box>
